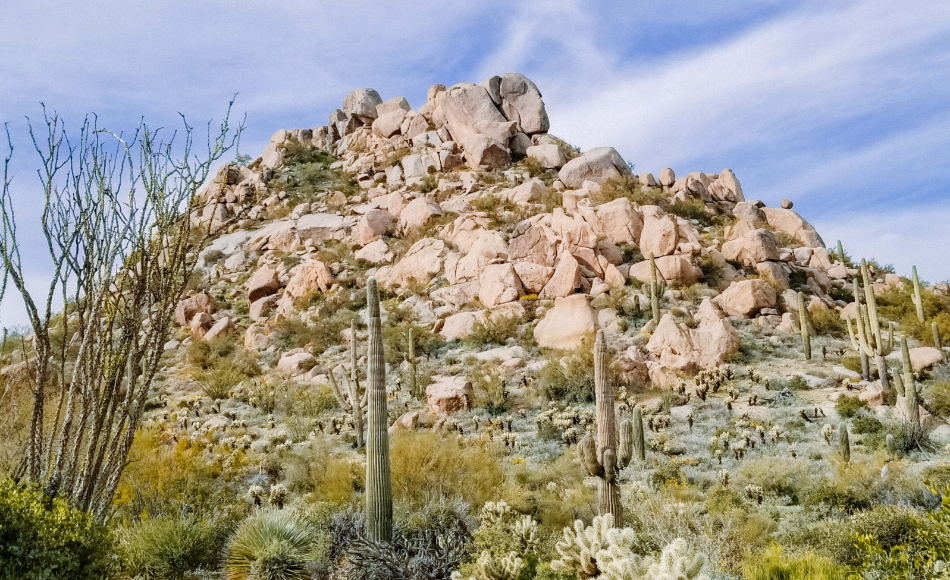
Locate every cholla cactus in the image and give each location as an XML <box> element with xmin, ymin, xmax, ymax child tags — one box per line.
<box><xmin>839</xmin><ymin>423</ymin><xmax>851</xmax><ymax>463</ymax></box>
<box><xmin>552</xmin><ymin>514</ymin><xmax>637</xmax><ymax>578</ymax></box>
<box><xmin>514</xmin><ymin>515</ymin><xmax>540</xmax><ymax>553</ymax></box>
<box><xmin>247</xmin><ymin>484</ymin><xmax>265</xmax><ymax>507</ymax></box>
<box><xmin>476</xmin><ymin>551</ymin><xmax>524</xmax><ymax>580</ymax></box>
<box><xmin>268</xmin><ymin>483</ymin><xmax>287</xmax><ymax>509</ymax></box>
<box><xmin>821</xmin><ymin>423</ymin><xmax>834</xmax><ymax>445</ymax></box>
<box><xmin>719</xmin><ymin>470</ymin><xmax>729</xmax><ymax>487</ymax></box>
<box><xmin>744</xmin><ymin>484</ymin><xmax>764</xmax><ymax>504</ymax></box>
<box><xmin>480</xmin><ymin>500</ymin><xmax>513</xmax><ymax>525</ymax></box>
<box><xmin>645</xmin><ymin>538</ymin><xmax>708</xmax><ymax>580</ymax></box>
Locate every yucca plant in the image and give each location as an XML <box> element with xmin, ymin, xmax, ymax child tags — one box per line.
<box><xmin>224</xmin><ymin>509</ymin><xmax>318</xmax><ymax>580</ymax></box>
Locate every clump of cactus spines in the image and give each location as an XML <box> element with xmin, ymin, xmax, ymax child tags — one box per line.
<box><xmin>839</xmin><ymin>423</ymin><xmax>850</xmax><ymax>463</ymax></box>
<box><xmin>912</xmin><ymin>265</ymin><xmax>924</xmax><ymax>323</ymax></box>
<box><xmin>798</xmin><ymin>291</ymin><xmax>811</xmax><ymax>360</ymax></box>
<box><xmin>365</xmin><ymin>277</ymin><xmax>393</xmax><ymax>543</ymax></box>
<box><xmin>846</xmin><ymin>261</ymin><xmax>894</xmax><ymax>390</ymax></box>
<box><xmin>901</xmin><ymin>336</ymin><xmax>919</xmax><ymax>426</ymax></box>
<box><xmin>578</xmin><ymin>331</ymin><xmax>632</xmax><ymax>519</ymax></box>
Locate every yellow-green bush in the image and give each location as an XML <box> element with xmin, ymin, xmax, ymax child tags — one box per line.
<box><xmin>117</xmin><ymin>514</ymin><xmax>230</xmax><ymax>579</ymax></box>
<box><xmin>0</xmin><ymin>479</ymin><xmax>114</xmax><ymax>580</ymax></box>
<box><xmin>389</xmin><ymin>431</ymin><xmax>503</xmax><ymax>510</ymax></box>
<box><xmin>741</xmin><ymin>544</ymin><xmax>842</xmax><ymax>580</ymax></box>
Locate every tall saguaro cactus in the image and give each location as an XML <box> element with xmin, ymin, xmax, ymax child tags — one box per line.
<box><xmin>837</xmin><ymin>240</ymin><xmax>846</xmax><ymax>264</ymax></box>
<box><xmin>912</xmin><ymin>266</ymin><xmax>925</xmax><ymax>323</ymax></box>
<box><xmin>846</xmin><ymin>261</ymin><xmax>894</xmax><ymax>390</ymax></box>
<box><xmin>631</xmin><ymin>406</ymin><xmax>645</xmax><ymax>463</ymax></box>
<box><xmin>839</xmin><ymin>423</ymin><xmax>850</xmax><ymax>463</ymax></box>
<box><xmin>365</xmin><ymin>277</ymin><xmax>392</xmax><ymax>543</ymax></box>
<box><xmin>578</xmin><ymin>331</ymin><xmax>632</xmax><ymax>520</ymax></box>
<box><xmin>798</xmin><ymin>292</ymin><xmax>811</xmax><ymax>360</ymax></box>
<box><xmin>901</xmin><ymin>337</ymin><xmax>919</xmax><ymax>426</ymax></box>
<box><xmin>933</xmin><ymin>321</ymin><xmax>942</xmax><ymax>350</ymax></box>
<box><xmin>648</xmin><ymin>254</ymin><xmax>665</xmax><ymax>325</ymax></box>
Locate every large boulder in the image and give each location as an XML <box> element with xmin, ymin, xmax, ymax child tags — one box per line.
<box><xmin>378</xmin><ymin>238</ymin><xmax>447</xmax><ymax>289</ymax></box>
<box><xmin>452</xmin><ymin>231</ymin><xmax>508</xmax><ymax>283</ymax></box>
<box><xmin>478</xmin><ymin>263</ymin><xmax>523</xmax><ymax>307</ymax></box>
<box><xmin>245</xmin><ymin>266</ymin><xmax>280</xmax><ymax>303</ymax></box>
<box><xmin>557</xmin><ymin>147</ymin><xmax>631</xmax><ymax>189</ymax></box>
<box><xmin>534</xmin><ymin>294</ymin><xmax>597</xmax><ymax>350</ymax></box>
<box><xmin>526</xmin><ymin>144</ymin><xmax>566</xmax><ymax>169</ymax></box>
<box><xmin>400</xmin><ymin>198</ymin><xmax>443</xmax><ymax>233</ymax></box>
<box><xmin>376</xmin><ymin>96</ymin><xmax>411</xmax><ymax>117</ymax></box>
<box><xmin>646</xmin><ymin>299</ymin><xmax>739</xmax><ymax>372</ymax></box>
<box><xmin>372</xmin><ymin>110</ymin><xmax>408</xmax><ymax>138</ymax></box>
<box><xmin>629</xmin><ymin>255</ymin><xmax>702</xmax><ymax>286</ymax></box>
<box><xmin>594</xmin><ymin>197</ymin><xmax>642</xmax><ymax>244</ymax></box>
<box><xmin>718</xmin><ymin>279</ymin><xmax>777</xmax><ymax>318</ymax></box>
<box><xmin>539</xmin><ymin>253</ymin><xmax>581</xmax><ymax>298</ymax></box>
<box><xmin>277</xmin><ymin>260</ymin><xmax>333</xmax><ymax>315</ymax></box>
<box><xmin>639</xmin><ymin>209</ymin><xmax>679</xmax><ymax>258</ymax></box>
<box><xmin>707</xmin><ymin>169</ymin><xmax>745</xmax><ymax>202</ymax></box>
<box><xmin>508</xmin><ymin>221</ymin><xmax>558</xmax><ymax>267</ymax></box>
<box><xmin>513</xmin><ymin>262</ymin><xmax>554</xmax><ymax>294</ymax></box>
<box><xmin>497</xmin><ymin>73</ymin><xmax>550</xmax><ymax>134</ymax></box>
<box><xmin>886</xmin><ymin>347</ymin><xmax>945</xmax><ymax>372</ymax></box>
<box><xmin>278</xmin><ymin>351</ymin><xmax>315</xmax><ymax>376</ymax></box>
<box><xmin>658</xmin><ymin>168</ymin><xmax>675</xmax><ymax>187</ymax></box>
<box><xmin>175</xmin><ymin>292</ymin><xmax>216</xmax><ymax>326</ymax></box>
<box><xmin>437</xmin><ymin>83</ymin><xmax>509</xmax><ymax>148</ymax></box>
<box><xmin>761</xmin><ymin>207</ymin><xmax>824</xmax><ymax>248</ymax></box>
<box><xmin>721</xmin><ymin>229</ymin><xmax>780</xmax><ymax>268</ymax></box>
<box><xmin>426</xmin><ymin>375</ymin><xmax>473</xmax><ymax>416</ymax></box>
<box><xmin>353</xmin><ymin>209</ymin><xmax>396</xmax><ymax>246</ymax></box>
<box><xmin>342</xmin><ymin>88</ymin><xmax>383</xmax><ymax>123</ymax></box>
<box><xmin>296</xmin><ymin>214</ymin><xmax>345</xmax><ymax>245</ymax></box>
<box><xmin>464</xmin><ymin>134</ymin><xmax>510</xmax><ymax>170</ymax></box>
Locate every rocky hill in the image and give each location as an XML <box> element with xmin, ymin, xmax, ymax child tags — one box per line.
<box><xmin>128</xmin><ymin>73</ymin><xmax>950</xmax><ymax>578</ymax></box>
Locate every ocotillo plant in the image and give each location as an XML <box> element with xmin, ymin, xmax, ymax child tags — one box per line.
<box><xmin>912</xmin><ymin>266</ymin><xmax>925</xmax><ymax>323</ymax></box>
<box><xmin>648</xmin><ymin>254</ymin><xmax>665</xmax><ymax>324</ymax></box>
<box><xmin>934</xmin><ymin>321</ymin><xmax>942</xmax><ymax>350</ymax></box>
<box><xmin>365</xmin><ymin>277</ymin><xmax>393</xmax><ymax>543</ymax></box>
<box><xmin>901</xmin><ymin>337</ymin><xmax>919</xmax><ymax>426</ymax></box>
<box><xmin>839</xmin><ymin>423</ymin><xmax>850</xmax><ymax>463</ymax></box>
<box><xmin>578</xmin><ymin>331</ymin><xmax>632</xmax><ymax>520</ymax></box>
<box><xmin>798</xmin><ymin>292</ymin><xmax>811</xmax><ymax>360</ymax></box>
<box><xmin>846</xmin><ymin>261</ymin><xmax>894</xmax><ymax>390</ymax></box>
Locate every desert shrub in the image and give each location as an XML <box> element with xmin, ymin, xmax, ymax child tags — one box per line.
<box><xmin>841</xmin><ymin>353</ymin><xmax>863</xmax><ymax>375</ymax></box>
<box><xmin>288</xmin><ymin>445</ymin><xmax>361</xmax><ymax>502</ymax></box>
<box><xmin>382</xmin><ymin>303</ymin><xmax>443</xmax><ymax>365</ymax></box>
<box><xmin>463</xmin><ymin>313</ymin><xmax>522</xmax><ymax>348</ymax></box>
<box><xmin>668</xmin><ymin>198</ymin><xmax>709</xmax><ymax>223</ymax></box>
<box><xmin>836</xmin><ymin>395</ymin><xmax>870</xmax><ymax>418</ymax></box>
<box><xmin>224</xmin><ymin>509</ymin><xmax>325</xmax><ymax>580</ymax></box>
<box><xmin>195</xmin><ymin>365</ymin><xmax>249</xmax><ymax>399</ymax></box>
<box><xmin>470</xmin><ymin>366</ymin><xmax>511</xmax><ymax>415</ymax></box>
<box><xmin>519</xmin><ymin>155</ymin><xmax>548</xmax><ymax>178</ymax></box>
<box><xmin>410</xmin><ymin>171</ymin><xmax>438</xmax><ymax>193</ymax></box>
<box><xmin>389</xmin><ymin>431</ymin><xmax>503</xmax><ymax>510</ymax></box>
<box><xmin>810</xmin><ymin>306</ymin><xmax>846</xmax><ymax>337</ymax></box>
<box><xmin>267</xmin><ymin>142</ymin><xmax>357</xmax><ymax>205</ymax></box>
<box><xmin>850</xmin><ymin>414</ymin><xmax>885</xmax><ymax>437</ymax></box>
<box><xmin>0</xmin><ymin>479</ymin><xmax>114</xmax><ymax>580</ymax></box>
<box><xmin>788</xmin><ymin>504</ymin><xmax>922</xmax><ymax>566</ymax></box>
<box><xmin>536</xmin><ymin>346</ymin><xmax>595</xmax><ymax>403</ymax></box>
<box><xmin>594</xmin><ymin>175</ymin><xmax>663</xmax><ymax>205</ymax></box>
<box><xmin>924</xmin><ymin>380</ymin><xmax>950</xmax><ymax>418</ymax></box>
<box><xmin>741</xmin><ymin>544</ymin><xmax>842</xmax><ymax>579</ymax></box>
<box><xmin>118</xmin><ymin>515</ymin><xmax>230</xmax><ymax>579</ymax></box>
<box><xmin>112</xmin><ymin>429</ymin><xmax>250</xmax><ymax>520</ymax></box>
<box><xmin>737</xmin><ymin>456</ymin><xmax>809</xmax><ymax>502</ymax></box>
<box><xmin>273</xmin><ymin>301</ymin><xmax>358</xmax><ymax>354</ymax></box>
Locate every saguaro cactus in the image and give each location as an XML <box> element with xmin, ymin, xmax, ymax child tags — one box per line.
<box><xmin>886</xmin><ymin>433</ymin><xmax>896</xmax><ymax>458</ymax></box>
<box><xmin>901</xmin><ymin>337</ymin><xmax>919</xmax><ymax>426</ymax></box>
<box><xmin>631</xmin><ymin>406</ymin><xmax>645</xmax><ymax>462</ymax></box>
<box><xmin>328</xmin><ymin>321</ymin><xmax>366</xmax><ymax>448</ymax></box>
<box><xmin>578</xmin><ymin>331</ymin><xmax>632</xmax><ymax>520</ymax></box>
<box><xmin>912</xmin><ymin>266</ymin><xmax>924</xmax><ymax>323</ymax></box>
<box><xmin>798</xmin><ymin>291</ymin><xmax>811</xmax><ymax>360</ymax></box>
<box><xmin>846</xmin><ymin>261</ymin><xmax>894</xmax><ymax>390</ymax></box>
<box><xmin>365</xmin><ymin>277</ymin><xmax>392</xmax><ymax>542</ymax></box>
<box><xmin>648</xmin><ymin>254</ymin><xmax>665</xmax><ymax>325</ymax></box>
<box><xmin>933</xmin><ymin>321</ymin><xmax>942</xmax><ymax>350</ymax></box>
<box><xmin>837</xmin><ymin>240</ymin><xmax>846</xmax><ymax>264</ymax></box>
<box><xmin>407</xmin><ymin>326</ymin><xmax>419</xmax><ymax>399</ymax></box>
<box><xmin>839</xmin><ymin>423</ymin><xmax>850</xmax><ymax>463</ymax></box>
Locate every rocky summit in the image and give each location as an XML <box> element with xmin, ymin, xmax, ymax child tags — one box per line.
<box><xmin>27</xmin><ymin>72</ymin><xmax>950</xmax><ymax>579</ymax></box>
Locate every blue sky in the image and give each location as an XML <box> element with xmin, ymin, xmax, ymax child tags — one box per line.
<box><xmin>1</xmin><ymin>0</ymin><xmax>949</xmax><ymax>326</ymax></box>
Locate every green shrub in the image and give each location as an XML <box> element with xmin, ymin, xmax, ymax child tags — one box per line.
<box><xmin>463</xmin><ymin>314</ymin><xmax>522</xmax><ymax>348</ymax></box>
<box><xmin>0</xmin><ymin>479</ymin><xmax>114</xmax><ymax>580</ymax></box>
<box><xmin>924</xmin><ymin>380</ymin><xmax>950</xmax><ymax>418</ymax></box>
<box><xmin>224</xmin><ymin>509</ymin><xmax>324</xmax><ymax>580</ymax></box>
<box><xmin>537</xmin><ymin>347</ymin><xmax>595</xmax><ymax>403</ymax></box>
<box><xmin>810</xmin><ymin>306</ymin><xmax>846</xmax><ymax>337</ymax></box>
<box><xmin>741</xmin><ymin>544</ymin><xmax>842</xmax><ymax>579</ymax></box>
<box><xmin>593</xmin><ymin>176</ymin><xmax>663</xmax><ymax>205</ymax></box>
<box><xmin>668</xmin><ymin>198</ymin><xmax>709</xmax><ymax>222</ymax></box>
<box><xmin>841</xmin><ymin>353</ymin><xmax>863</xmax><ymax>375</ymax></box>
<box><xmin>836</xmin><ymin>395</ymin><xmax>870</xmax><ymax>418</ymax></box>
<box><xmin>267</xmin><ymin>143</ymin><xmax>357</xmax><ymax>205</ymax></box>
<box><xmin>118</xmin><ymin>515</ymin><xmax>230</xmax><ymax>579</ymax></box>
